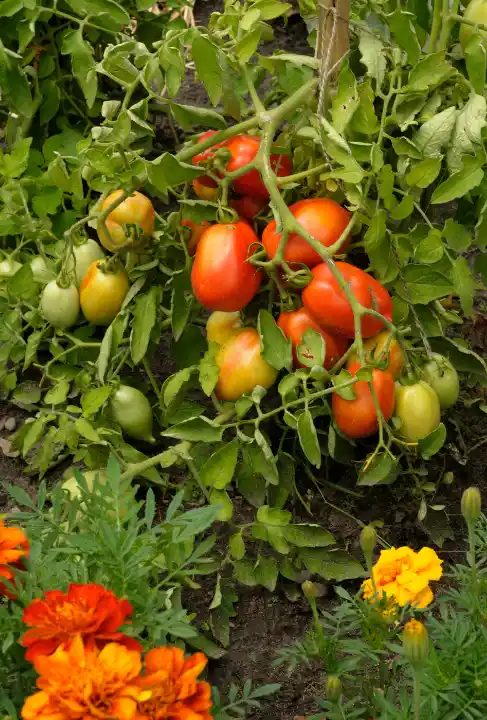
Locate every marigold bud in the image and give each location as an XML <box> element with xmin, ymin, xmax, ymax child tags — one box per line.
<box><xmin>403</xmin><ymin>620</ymin><xmax>429</xmax><ymax>667</ymax></box>
<box><xmin>326</xmin><ymin>675</ymin><xmax>342</xmax><ymax>701</ymax></box>
<box><xmin>302</xmin><ymin>580</ymin><xmax>319</xmax><ymax>599</ymax></box>
<box><xmin>461</xmin><ymin>487</ymin><xmax>481</xmax><ymax>525</ymax></box>
<box><xmin>360</xmin><ymin>525</ymin><xmax>377</xmax><ymax>560</ymax></box>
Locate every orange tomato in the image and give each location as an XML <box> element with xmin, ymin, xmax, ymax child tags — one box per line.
<box><xmin>206</xmin><ymin>311</ymin><xmax>242</xmax><ymax>345</ymax></box>
<box><xmin>192</xmin><ymin>176</ymin><xmax>219</xmax><ymax>201</ymax></box>
<box><xmin>277</xmin><ymin>307</ymin><xmax>348</xmax><ymax>369</ymax></box>
<box><xmin>332</xmin><ymin>362</ymin><xmax>395</xmax><ymax>439</ymax></box>
<box><xmin>97</xmin><ymin>190</ymin><xmax>155</xmax><ymax>252</ymax></box>
<box><xmin>216</xmin><ymin>328</ymin><xmax>278</xmax><ymax>401</ymax></box>
<box><xmin>262</xmin><ymin>198</ymin><xmax>351</xmax><ymax>268</ymax></box>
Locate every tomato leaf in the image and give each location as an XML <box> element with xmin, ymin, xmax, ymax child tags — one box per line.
<box><xmin>282</xmin><ymin>524</ymin><xmax>335</xmax><ymax>547</ymax></box>
<box><xmin>162</xmin><ymin>416</ymin><xmax>224</xmax><ymax>442</ymax></box>
<box><xmin>431</xmin><ymin>153</ymin><xmax>484</xmax><ymax>204</ymax></box>
<box><xmin>131</xmin><ymin>286</ymin><xmax>158</xmax><ymax>363</ymax></box>
<box><xmin>191</xmin><ymin>35</ymin><xmax>223</xmax><ymax>106</ymax></box>
<box><xmin>170</xmin><ymin>103</ymin><xmax>227</xmax><ymax>130</ymax></box>
<box><xmin>419</xmin><ymin>423</ymin><xmax>447</xmax><ymax>459</ymax></box>
<box><xmin>451</xmin><ymin>257</ymin><xmax>476</xmax><ymax>317</ymax></box>
<box><xmin>401</xmin><ymin>265</ymin><xmax>453</xmax><ymax>304</ymax></box>
<box><xmin>254</xmin><ymin>555</ymin><xmax>279</xmax><ymax>592</ymax></box>
<box><xmin>296</xmin><ymin>329</ymin><xmax>325</xmax><ymax>368</ymax></box>
<box><xmin>171</xmin><ymin>271</ymin><xmax>193</xmax><ymax>342</ymax></box>
<box><xmin>465</xmin><ymin>36</ymin><xmax>487</xmax><ymax>95</ymax></box>
<box><xmin>405</xmin><ymin>157</ymin><xmax>442</xmax><ymax>189</ymax></box>
<box><xmin>200</xmin><ymin>439</ymin><xmax>239</xmax><ymax>489</ymax></box>
<box><xmin>297</xmin><ymin>410</ymin><xmax>321</xmax><ymax>468</ymax></box>
<box><xmin>258</xmin><ymin>309</ymin><xmax>292</xmax><ymax>371</ymax></box>
<box><xmin>299</xmin><ymin>548</ymin><xmax>364</xmax><ymax>581</ymax></box>
<box><xmin>149</xmin><ymin>153</ymin><xmax>202</xmax><ymax>193</ymax></box>
<box><xmin>256</xmin><ymin>505</ymin><xmax>292</xmax><ymax>526</ymax></box>
<box><xmin>331</xmin><ymin>61</ymin><xmax>359</xmax><ymax>134</ymax></box>
<box><xmin>413</xmin><ymin>107</ymin><xmax>456</xmax><ymax>157</ymax></box>
<box><xmin>387</xmin><ymin>9</ymin><xmax>421</xmax><ymax>65</ymax></box>
<box><xmin>358</xmin><ymin>453</ymin><xmax>399</xmax><ymax>486</ymax></box>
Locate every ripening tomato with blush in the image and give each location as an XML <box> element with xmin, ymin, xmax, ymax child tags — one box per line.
<box><xmin>216</xmin><ymin>328</ymin><xmax>278</xmax><ymax>401</ymax></box>
<box><xmin>332</xmin><ymin>362</ymin><xmax>395</xmax><ymax>439</ymax></box>
<box><xmin>262</xmin><ymin>198</ymin><xmax>351</xmax><ymax>267</ymax></box>
<box><xmin>225</xmin><ymin>135</ymin><xmax>292</xmax><ymax>201</ymax></box>
<box><xmin>207</xmin><ymin>311</ymin><xmax>242</xmax><ymax>346</ymax></box>
<box><xmin>182</xmin><ymin>218</ymin><xmax>210</xmax><ymax>255</ymax></box>
<box><xmin>302</xmin><ymin>262</ymin><xmax>393</xmax><ymax>339</ymax></box>
<box><xmin>80</xmin><ymin>260</ymin><xmax>129</xmax><ymax>326</ymax></box>
<box><xmin>347</xmin><ymin>330</ymin><xmax>405</xmax><ymax>380</ymax></box>
<box><xmin>277</xmin><ymin>307</ymin><xmax>348</xmax><ymax>369</ymax></box>
<box><xmin>191</xmin><ymin>221</ymin><xmax>262</xmax><ymax>312</ymax></box>
<box><xmin>230</xmin><ymin>195</ymin><xmax>267</xmax><ymax>220</ymax></box>
<box><xmin>97</xmin><ymin>190</ymin><xmax>155</xmax><ymax>252</ymax></box>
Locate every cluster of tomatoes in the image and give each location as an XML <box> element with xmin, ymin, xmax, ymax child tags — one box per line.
<box><xmin>187</xmin><ymin>131</ymin><xmax>460</xmax><ymax>444</ymax></box>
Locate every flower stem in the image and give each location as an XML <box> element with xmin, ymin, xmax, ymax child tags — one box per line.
<box><xmin>414</xmin><ymin>668</ymin><xmax>422</xmax><ymax>720</ymax></box>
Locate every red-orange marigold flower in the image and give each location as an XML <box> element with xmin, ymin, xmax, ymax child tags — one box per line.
<box><xmin>0</xmin><ymin>519</ymin><xmax>29</xmax><ymax>598</ymax></box>
<box><xmin>22</xmin><ymin>635</ymin><xmax>142</xmax><ymax>720</ymax></box>
<box><xmin>21</xmin><ymin>582</ymin><xmax>142</xmax><ymax>662</ymax></box>
<box><xmin>136</xmin><ymin>646</ymin><xmax>213</xmax><ymax>720</ymax></box>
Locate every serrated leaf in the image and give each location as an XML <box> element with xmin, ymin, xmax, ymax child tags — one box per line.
<box><xmin>358</xmin><ymin>29</ymin><xmax>386</xmax><ymax>89</ymax></box>
<box><xmin>413</xmin><ymin>107</ymin><xmax>457</xmax><ymax>158</ymax></box>
<box><xmin>297</xmin><ymin>410</ymin><xmax>321</xmax><ymax>468</ymax></box>
<box><xmin>401</xmin><ymin>266</ymin><xmax>453</xmax><ymax>304</ymax></box>
<box><xmin>81</xmin><ymin>386</ymin><xmax>111</xmax><ymax>417</ymax></box>
<box><xmin>131</xmin><ymin>286</ymin><xmax>158</xmax><ymax>364</ymax></box>
<box><xmin>149</xmin><ymin>153</ymin><xmax>202</xmax><ymax>193</ymax></box>
<box><xmin>431</xmin><ymin>154</ymin><xmax>484</xmax><ymax>204</ymax></box>
<box><xmin>331</xmin><ymin>61</ymin><xmax>359</xmax><ymax>134</ymax></box>
<box><xmin>405</xmin><ymin>157</ymin><xmax>442</xmax><ymax>189</ymax></box>
<box><xmin>258</xmin><ymin>309</ymin><xmax>292</xmax><ymax>371</ymax></box>
<box><xmin>402</xmin><ymin>53</ymin><xmax>453</xmax><ymax>93</ymax></box>
<box><xmin>200</xmin><ymin>439</ymin><xmax>239</xmax><ymax>489</ymax></box>
<box><xmin>192</xmin><ymin>35</ymin><xmax>223</xmax><ymax>106</ymax></box>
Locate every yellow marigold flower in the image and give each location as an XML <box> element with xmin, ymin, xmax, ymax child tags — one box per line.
<box><xmin>361</xmin><ymin>546</ymin><xmax>442</xmax><ymax>609</ymax></box>
<box><xmin>21</xmin><ymin>635</ymin><xmax>142</xmax><ymax>720</ymax></box>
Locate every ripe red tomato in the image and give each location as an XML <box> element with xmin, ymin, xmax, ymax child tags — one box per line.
<box><xmin>216</xmin><ymin>328</ymin><xmax>278</xmax><ymax>401</ymax></box>
<box><xmin>332</xmin><ymin>361</ymin><xmax>395</xmax><ymax>439</ymax></box>
<box><xmin>191</xmin><ymin>221</ymin><xmax>262</xmax><ymax>311</ymax></box>
<box><xmin>262</xmin><ymin>198</ymin><xmax>351</xmax><ymax>268</ymax></box>
<box><xmin>182</xmin><ymin>218</ymin><xmax>210</xmax><ymax>255</ymax></box>
<box><xmin>277</xmin><ymin>307</ymin><xmax>348</xmax><ymax>369</ymax></box>
<box><xmin>225</xmin><ymin>135</ymin><xmax>292</xmax><ymax>201</ymax></box>
<box><xmin>192</xmin><ymin>130</ymin><xmax>225</xmax><ymax>165</ymax></box>
<box><xmin>302</xmin><ymin>262</ymin><xmax>393</xmax><ymax>339</ymax></box>
<box><xmin>230</xmin><ymin>195</ymin><xmax>267</xmax><ymax>220</ymax></box>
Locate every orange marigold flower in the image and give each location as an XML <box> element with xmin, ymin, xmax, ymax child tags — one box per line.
<box><xmin>362</xmin><ymin>546</ymin><xmax>443</xmax><ymax>609</ymax></box>
<box><xmin>21</xmin><ymin>583</ymin><xmax>142</xmax><ymax>662</ymax></box>
<box><xmin>22</xmin><ymin>635</ymin><xmax>142</xmax><ymax>720</ymax></box>
<box><xmin>136</xmin><ymin>646</ymin><xmax>213</xmax><ymax>720</ymax></box>
<box><xmin>0</xmin><ymin>519</ymin><xmax>29</xmax><ymax>599</ymax></box>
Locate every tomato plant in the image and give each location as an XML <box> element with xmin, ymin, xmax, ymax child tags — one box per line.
<box><xmin>226</xmin><ymin>135</ymin><xmax>292</xmax><ymax>200</ymax></box>
<box><xmin>263</xmin><ymin>198</ymin><xmax>351</xmax><ymax>267</ymax></box>
<box><xmin>80</xmin><ymin>260</ymin><xmax>129</xmax><ymax>326</ymax></box>
<box><xmin>191</xmin><ymin>221</ymin><xmax>262</xmax><ymax>311</ymax></box>
<box><xmin>332</xmin><ymin>363</ymin><xmax>395</xmax><ymax>439</ymax></box>
<box><xmin>302</xmin><ymin>262</ymin><xmax>393</xmax><ymax>339</ymax></box>
<box><xmin>395</xmin><ymin>382</ymin><xmax>441</xmax><ymax>442</ymax></box>
<box><xmin>66</xmin><ymin>240</ymin><xmax>106</xmax><ymax>287</ymax></box>
<box><xmin>348</xmin><ymin>331</ymin><xmax>405</xmax><ymax>380</ymax></box>
<box><xmin>40</xmin><ymin>281</ymin><xmax>80</xmax><ymax>330</ymax></box>
<box><xmin>277</xmin><ymin>307</ymin><xmax>348</xmax><ymax>369</ymax></box>
<box><xmin>109</xmin><ymin>385</ymin><xmax>155</xmax><ymax>443</ymax></box>
<box><xmin>215</xmin><ymin>328</ymin><xmax>279</xmax><ymax>401</ymax></box>
<box><xmin>97</xmin><ymin>191</ymin><xmax>155</xmax><ymax>252</ymax></box>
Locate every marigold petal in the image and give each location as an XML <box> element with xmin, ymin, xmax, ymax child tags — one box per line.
<box><xmin>21</xmin><ymin>691</ymin><xmax>50</xmax><ymax>720</ymax></box>
<box><xmin>184</xmin><ymin>682</ymin><xmax>212</xmax><ymax>711</ymax></box>
<box><xmin>414</xmin><ymin>548</ymin><xmax>443</xmax><ymax>581</ymax></box>
<box><xmin>396</xmin><ymin>570</ymin><xmax>429</xmax><ymax>594</ymax></box>
<box><xmin>24</xmin><ymin>638</ymin><xmax>60</xmax><ymax>663</ymax></box>
<box><xmin>111</xmin><ymin>696</ymin><xmax>138</xmax><ymax>720</ymax></box>
<box><xmin>412</xmin><ymin>586</ymin><xmax>434</xmax><ymax>608</ymax></box>
<box><xmin>145</xmin><ymin>646</ymin><xmax>185</xmax><ymax>676</ymax></box>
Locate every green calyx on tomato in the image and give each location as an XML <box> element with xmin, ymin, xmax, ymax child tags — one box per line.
<box><xmin>263</xmin><ymin>198</ymin><xmax>351</xmax><ymax>267</ymax></box>
<box><xmin>66</xmin><ymin>238</ymin><xmax>105</xmax><ymax>287</ymax></box>
<box><xmin>191</xmin><ymin>221</ymin><xmax>262</xmax><ymax>312</ymax></box>
<box><xmin>80</xmin><ymin>259</ymin><xmax>129</xmax><ymax>326</ymax></box>
<box><xmin>216</xmin><ymin>328</ymin><xmax>279</xmax><ymax>401</ymax></box>
<box><xmin>302</xmin><ymin>261</ymin><xmax>393</xmax><ymax>339</ymax></box>
<box><xmin>97</xmin><ymin>190</ymin><xmax>155</xmax><ymax>252</ymax></box>
<box><xmin>394</xmin><ymin>381</ymin><xmax>441</xmax><ymax>442</ymax></box>
<box><xmin>332</xmin><ymin>362</ymin><xmax>395</xmax><ymax>439</ymax></box>
<box><xmin>109</xmin><ymin>384</ymin><xmax>155</xmax><ymax>443</ymax></box>
<box><xmin>41</xmin><ymin>280</ymin><xmax>80</xmax><ymax>330</ymax></box>
<box><xmin>422</xmin><ymin>353</ymin><xmax>459</xmax><ymax>410</ymax></box>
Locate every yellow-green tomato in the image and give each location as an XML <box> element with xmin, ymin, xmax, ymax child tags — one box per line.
<box><xmin>0</xmin><ymin>258</ymin><xmax>22</xmax><ymax>278</ymax></box>
<box><xmin>460</xmin><ymin>0</ymin><xmax>487</xmax><ymax>48</ymax></box>
<box><xmin>216</xmin><ymin>328</ymin><xmax>279</xmax><ymax>401</ymax></box>
<box><xmin>30</xmin><ymin>256</ymin><xmax>55</xmax><ymax>284</ymax></box>
<box><xmin>66</xmin><ymin>239</ymin><xmax>105</xmax><ymax>287</ymax></box>
<box><xmin>40</xmin><ymin>281</ymin><xmax>80</xmax><ymax>329</ymax></box>
<box><xmin>80</xmin><ymin>260</ymin><xmax>129</xmax><ymax>326</ymax></box>
<box><xmin>109</xmin><ymin>384</ymin><xmax>155</xmax><ymax>442</ymax></box>
<box><xmin>422</xmin><ymin>353</ymin><xmax>460</xmax><ymax>410</ymax></box>
<box><xmin>395</xmin><ymin>381</ymin><xmax>441</xmax><ymax>442</ymax></box>
<box><xmin>206</xmin><ymin>311</ymin><xmax>242</xmax><ymax>346</ymax></box>
<box><xmin>209</xmin><ymin>489</ymin><xmax>233</xmax><ymax>521</ymax></box>
<box><xmin>97</xmin><ymin>190</ymin><xmax>155</xmax><ymax>252</ymax></box>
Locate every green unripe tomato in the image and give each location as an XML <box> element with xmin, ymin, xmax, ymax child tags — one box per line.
<box><xmin>422</xmin><ymin>353</ymin><xmax>459</xmax><ymax>410</ymax></box>
<box><xmin>0</xmin><ymin>258</ymin><xmax>22</xmax><ymax>278</ymax></box>
<box><xmin>40</xmin><ymin>281</ymin><xmax>80</xmax><ymax>329</ymax></box>
<box><xmin>30</xmin><ymin>256</ymin><xmax>55</xmax><ymax>284</ymax></box>
<box><xmin>460</xmin><ymin>0</ymin><xmax>487</xmax><ymax>49</ymax></box>
<box><xmin>109</xmin><ymin>384</ymin><xmax>155</xmax><ymax>442</ymax></box>
<box><xmin>66</xmin><ymin>239</ymin><xmax>106</xmax><ymax>287</ymax></box>
<box><xmin>395</xmin><ymin>381</ymin><xmax>441</xmax><ymax>442</ymax></box>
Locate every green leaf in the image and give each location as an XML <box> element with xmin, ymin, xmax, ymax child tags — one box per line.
<box><xmin>391</xmin><ymin>136</ymin><xmax>422</xmax><ymax>159</ymax></box>
<box><xmin>331</xmin><ymin>61</ymin><xmax>359</xmax><ymax>134</ymax></box>
<box><xmin>451</xmin><ymin>257</ymin><xmax>475</xmax><ymax>316</ymax></box>
<box><xmin>253</xmin><ymin>0</ymin><xmax>291</xmax><ymax>19</ymax></box>
<box><xmin>163</xmin><ymin>368</ymin><xmax>192</xmax><ymax>408</ymax></box>
<box><xmin>236</xmin><ymin>27</ymin><xmax>263</xmax><ymax>64</ymax></box>
<box><xmin>297</xmin><ymin>410</ymin><xmax>321</xmax><ymax>468</ymax></box>
<box><xmin>45</xmin><ymin>380</ymin><xmax>70</xmax><ymax>406</ymax></box>
<box><xmin>234</xmin><ymin>558</ymin><xmax>257</xmax><ymax>586</ymax></box>
<box><xmin>32</xmin><ymin>187</ymin><xmax>63</xmax><ymax>217</ymax></box>
<box><xmin>299</xmin><ymin>548</ymin><xmax>364</xmax><ymax>581</ymax></box>
<box><xmin>414</xmin><ymin>229</ymin><xmax>444</xmax><ymax>264</ymax></box>
<box><xmin>162</xmin><ymin>417</ymin><xmax>224</xmax><ymax>442</ymax></box>
<box><xmin>450</xmin><ymin>94</ymin><xmax>486</xmax><ymax>163</ymax></box>
<box><xmin>256</xmin><ymin>505</ymin><xmax>292</xmax><ymax>526</ymax></box>
<box><xmin>171</xmin><ymin>271</ymin><xmax>193</xmax><ymax>342</ymax></box>
<box><xmin>0</xmin><ymin>41</ymin><xmax>33</xmax><ymax>117</ymax></box>
<box><xmin>65</xmin><ymin>0</ymin><xmax>130</xmax><ymax>25</ymax></box>
<box><xmin>229</xmin><ymin>532</ymin><xmax>246</xmax><ymax>560</ymax></box>
<box><xmin>282</xmin><ymin>524</ymin><xmax>335</xmax><ymax>547</ymax></box>
<box><xmin>296</xmin><ymin>328</ymin><xmax>325</xmax><ymax>368</ymax></box>
<box><xmin>200</xmin><ymin>439</ymin><xmax>239</xmax><ymax>489</ymax></box>
<box><xmin>254</xmin><ymin>555</ymin><xmax>279</xmax><ymax>592</ymax></box>
<box><xmin>1</xmin><ymin>138</ymin><xmax>32</xmax><ymax>179</ymax></box>
<box><xmin>465</xmin><ymin>36</ymin><xmax>487</xmax><ymax>95</ymax></box>
<box><xmin>405</xmin><ymin>157</ymin><xmax>442</xmax><ymax>189</ymax></box>
<box><xmin>401</xmin><ymin>53</ymin><xmax>453</xmax><ymax>93</ymax></box>
<box><xmin>199</xmin><ymin>342</ymin><xmax>219</xmax><ymax>397</ymax></box>
<box><xmin>170</xmin><ymin>103</ymin><xmax>227</xmax><ymax>131</ymax></box>
<box><xmin>191</xmin><ymin>35</ymin><xmax>223</xmax><ymax>106</ymax></box>
<box><xmin>358</xmin><ymin>29</ymin><xmax>386</xmax><ymax>89</ymax></box>
<box><xmin>401</xmin><ymin>265</ymin><xmax>453</xmax><ymax>304</ymax></box>
<box><xmin>81</xmin><ymin>386</ymin><xmax>111</xmax><ymax>417</ymax></box>
<box><xmin>75</xmin><ymin>417</ymin><xmax>103</xmax><ymax>443</ymax></box>
<box><xmin>387</xmin><ymin>9</ymin><xmax>421</xmax><ymax>65</ymax></box>
<box><xmin>350</xmin><ymin>81</ymin><xmax>379</xmax><ymax>135</ymax></box>
<box><xmin>23</xmin><ymin>331</ymin><xmax>42</xmax><ymax>371</ymax></box>
<box><xmin>149</xmin><ymin>153</ymin><xmax>202</xmax><ymax>193</ymax></box>
<box><xmin>413</xmin><ymin>107</ymin><xmax>457</xmax><ymax>158</ymax></box>
<box><xmin>0</xmin><ymin>0</ymin><xmax>23</xmax><ymax>16</ymax></box>
<box><xmin>390</xmin><ymin>195</ymin><xmax>414</xmax><ymax>220</ymax></box>
<box><xmin>332</xmin><ymin>370</ymin><xmax>355</xmax><ymax>400</ymax></box>
<box><xmin>61</xmin><ymin>30</ymin><xmax>97</xmax><ymax>108</ymax></box>
<box><xmin>40</xmin><ymin>80</ymin><xmax>61</xmax><ymax>125</ymax></box>
<box><xmin>357</xmin><ymin>453</ymin><xmax>399</xmax><ymax>486</ymax></box>
<box><xmin>444</xmin><ymin>219</ymin><xmax>471</xmax><ymax>251</ymax></box>
<box><xmin>131</xmin><ymin>286</ymin><xmax>158</xmax><ymax>364</ymax></box>
<box><xmin>364</xmin><ymin>209</ymin><xmax>387</xmax><ymax>249</ymax></box>
<box><xmin>431</xmin><ymin>154</ymin><xmax>484</xmax><ymax>204</ymax></box>
<box><xmin>7</xmin><ymin>264</ymin><xmax>36</xmax><ymax>301</ymax></box>
<box><xmin>258</xmin><ymin>309</ymin><xmax>292</xmax><ymax>371</ymax></box>
<box><xmin>419</xmin><ymin>422</ymin><xmax>446</xmax><ymax>459</ymax></box>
